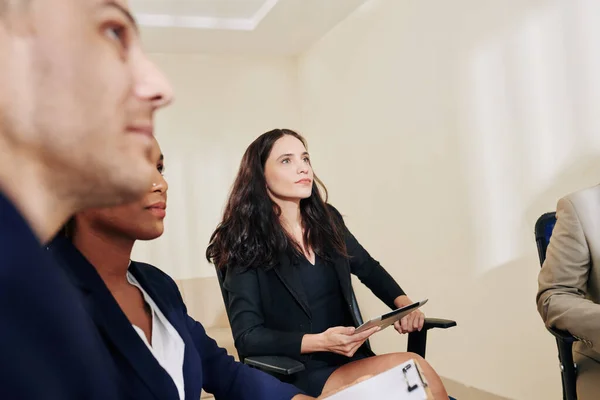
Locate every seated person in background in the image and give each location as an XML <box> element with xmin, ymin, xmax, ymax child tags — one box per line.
<box><xmin>538</xmin><ymin>186</ymin><xmax>600</xmax><ymax>399</ymax></box>
<box><xmin>206</xmin><ymin>128</ymin><xmax>448</xmax><ymax>399</ymax></box>
<box><xmin>49</xmin><ymin>137</ymin><xmax>312</xmax><ymax>400</ymax></box>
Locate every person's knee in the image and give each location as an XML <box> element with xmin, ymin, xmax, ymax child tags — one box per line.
<box><xmin>385</xmin><ymin>352</ymin><xmax>428</xmax><ymax>369</ymax></box>
<box><xmin>574</xmin><ymin>353</ymin><xmax>600</xmax><ymax>399</ymax></box>
<box><xmin>404</xmin><ymin>352</ymin><xmax>425</xmax><ymax>363</ymax></box>
<box><xmin>394</xmin><ymin>352</ymin><xmax>426</xmax><ymax>364</ymax></box>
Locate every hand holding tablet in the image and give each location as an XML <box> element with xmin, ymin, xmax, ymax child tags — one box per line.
<box><xmin>354</xmin><ymin>299</ymin><xmax>428</xmax><ymax>335</ymax></box>
<box><xmin>314</xmin><ymin>325</ymin><xmax>380</xmax><ymax>357</ymax></box>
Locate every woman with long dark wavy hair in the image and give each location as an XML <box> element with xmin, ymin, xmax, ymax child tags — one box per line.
<box><xmin>207</xmin><ymin>129</ymin><xmax>448</xmax><ymax>398</ymax></box>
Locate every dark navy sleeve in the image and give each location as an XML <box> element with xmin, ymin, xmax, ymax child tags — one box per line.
<box><xmin>185</xmin><ymin>316</ymin><xmax>303</xmax><ymax>399</ymax></box>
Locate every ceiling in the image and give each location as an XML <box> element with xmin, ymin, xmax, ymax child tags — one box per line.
<box><xmin>130</xmin><ymin>0</ymin><xmax>371</xmax><ymax>55</ymax></box>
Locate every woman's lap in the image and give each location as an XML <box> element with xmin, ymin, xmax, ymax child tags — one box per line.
<box><xmin>286</xmin><ymin>351</ymin><xmax>372</xmax><ymax>397</ymax></box>
<box><xmin>288</xmin><ymin>365</ymin><xmax>339</xmax><ymax>397</ymax></box>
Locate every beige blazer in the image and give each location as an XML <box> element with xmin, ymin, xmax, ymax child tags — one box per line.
<box><xmin>537</xmin><ymin>185</ymin><xmax>600</xmax><ymax>364</ymax></box>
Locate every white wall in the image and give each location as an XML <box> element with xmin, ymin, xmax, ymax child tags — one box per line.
<box><xmin>131</xmin><ymin>54</ymin><xmax>301</xmax><ymax>279</ymax></box>
<box><xmin>297</xmin><ymin>0</ymin><xmax>600</xmax><ymax>399</ymax></box>
<box><xmin>129</xmin><ymin>1</ymin><xmax>600</xmax><ymax>398</ymax></box>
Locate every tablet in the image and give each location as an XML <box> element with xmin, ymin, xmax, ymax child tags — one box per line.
<box><xmin>354</xmin><ymin>299</ymin><xmax>428</xmax><ymax>334</ymax></box>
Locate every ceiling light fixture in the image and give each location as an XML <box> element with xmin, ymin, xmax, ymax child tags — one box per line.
<box><xmin>135</xmin><ymin>0</ymin><xmax>280</xmax><ymax>30</ymax></box>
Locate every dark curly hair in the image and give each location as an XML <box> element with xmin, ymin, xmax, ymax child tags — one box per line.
<box><xmin>206</xmin><ymin>128</ymin><xmax>348</xmax><ymax>271</ymax></box>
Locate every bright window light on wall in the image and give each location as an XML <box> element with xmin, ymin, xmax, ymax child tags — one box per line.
<box><xmin>134</xmin><ymin>0</ymin><xmax>279</xmax><ymax>30</ymax></box>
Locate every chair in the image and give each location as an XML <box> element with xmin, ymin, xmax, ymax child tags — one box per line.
<box><xmin>214</xmin><ymin>266</ymin><xmax>457</xmax><ymax>376</ymax></box>
<box><xmin>534</xmin><ymin>212</ymin><xmax>579</xmax><ymax>400</ymax></box>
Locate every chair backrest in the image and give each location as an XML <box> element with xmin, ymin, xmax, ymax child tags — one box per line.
<box><xmin>535</xmin><ymin>212</ymin><xmax>557</xmax><ymax>266</ymax></box>
<box><xmin>350</xmin><ymin>287</ymin><xmax>372</xmax><ymax>352</ymax></box>
<box><xmin>214</xmin><ymin>266</ymin><xmax>231</xmax><ymax>318</ymax></box>
<box><xmin>214</xmin><ymin>266</ymin><xmax>245</xmax><ymax>361</ymax></box>
<box><xmin>534</xmin><ymin>212</ymin><xmax>579</xmax><ymax>400</ymax></box>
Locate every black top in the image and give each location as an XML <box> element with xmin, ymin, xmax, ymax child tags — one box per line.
<box><xmin>296</xmin><ymin>255</ymin><xmax>356</xmax><ymax>367</ymax></box>
<box><xmin>223</xmin><ymin>204</ymin><xmax>406</xmax><ymax>363</ymax></box>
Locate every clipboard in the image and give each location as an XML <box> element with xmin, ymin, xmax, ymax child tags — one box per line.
<box><xmin>321</xmin><ymin>359</ymin><xmax>434</xmax><ymax>399</ymax></box>
<box><xmin>354</xmin><ymin>299</ymin><xmax>428</xmax><ymax>334</ymax></box>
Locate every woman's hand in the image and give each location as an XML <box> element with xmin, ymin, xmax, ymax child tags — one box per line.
<box><xmin>302</xmin><ymin>326</ymin><xmax>379</xmax><ymax>357</ymax></box>
<box><xmin>321</xmin><ymin>326</ymin><xmax>379</xmax><ymax>357</ymax></box>
<box><xmin>393</xmin><ymin>295</ymin><xmax>425</xmax><ymax>334</ymax></box>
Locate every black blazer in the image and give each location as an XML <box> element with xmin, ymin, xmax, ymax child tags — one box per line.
<box><xmin>223</xmin><ymin>206</ymin><xmax>405</xmax><ymax>362</ymax></box>
<box><xmin>49</xmin><ymin>237</ymin><xmax>303</xmax><ymax>400</ymax></box>
<box><xmin>0</xmin><ymin>193</ymin><xmax>125</xmax><ymax>400</ymax></box>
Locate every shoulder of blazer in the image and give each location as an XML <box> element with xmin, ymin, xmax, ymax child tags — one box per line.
<box><xmin>565</xmin><ymin>185</ymin><xmax>600</xmax><ymax>209</ymax></box>
<box><xmin>560</xmin><ymin>186</ymin><xmax>600</xmax><ymax>243</ymax></box>
<box><xmin>223</xmin><ymin>263</ymin><xmax>269</xmax><ymax>293</ymax></box>
<box><xmin>130</xmin><ymin>260</ymin><xmax>167</xmax><ymax>279</ymax></box>
<box><xmin>326</xmin><ymin>203</ymin><xmax>344</xmax><ymax>220</ymax></box>
<box><xmin>325</xmin><ymin>203</ymin><xmax>350</xmax><ymax>234</ymax></box>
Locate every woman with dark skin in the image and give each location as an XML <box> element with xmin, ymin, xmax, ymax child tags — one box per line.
<box><xmin>51</xmin><ymin>138</ymin><xmax>312</xmax><ymax>400</ymax></box>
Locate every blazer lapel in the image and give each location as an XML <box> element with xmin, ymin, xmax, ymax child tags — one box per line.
<box><xmin>273</xmin><ymin>253</ymin><xmax>312</xmax><ymax>318</ymax></box>
<box><xmin>49</xmin><ymin>238</ymin><xmax>178</xmax><ymax>400</ymax></box>
<box><xmin>128</xmin><ymin>263</ymin><xmax>185</xmax><ymax>334</ymax></box>
<box><xmin>129</xmin><ymin>262</ymin><xmax>202</xmax><ymax>400</ymax></box>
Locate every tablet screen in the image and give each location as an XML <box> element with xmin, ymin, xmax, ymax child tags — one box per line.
<box><xmin>380</xmin><ymin>301</ymin><xmax>421</xmax><ymax>320</ymax></box>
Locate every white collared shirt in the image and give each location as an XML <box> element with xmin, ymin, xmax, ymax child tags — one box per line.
<box><xmin>127</xmin><ymin>271</ymin><xmax>185</xmax><ymax>400</ymax></box>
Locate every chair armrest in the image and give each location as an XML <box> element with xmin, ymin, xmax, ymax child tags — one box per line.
<box><xmin>422</xmin><ymin>318</ymin><xmax>457</xmax><ymax>330</ymax></box>
<box><xmin>244</xmin><ymin>355</ymin><xmax>305</xmax><ymax>376</ymax></box>
<box><xmin>407</xmin><ymin>318</ymin><xmax>456</xmax><ymax>358</ymax></box>
<box><xmin>547</xmin><ymin>327</ymin><xmax>578</xmax><ymax>344</ymax></box>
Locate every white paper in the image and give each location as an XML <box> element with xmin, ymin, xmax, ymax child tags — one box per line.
<box><xmin>323</xmin><ymin>359</ymin><xmax>430</xmax><ymax>399</ymax></box>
